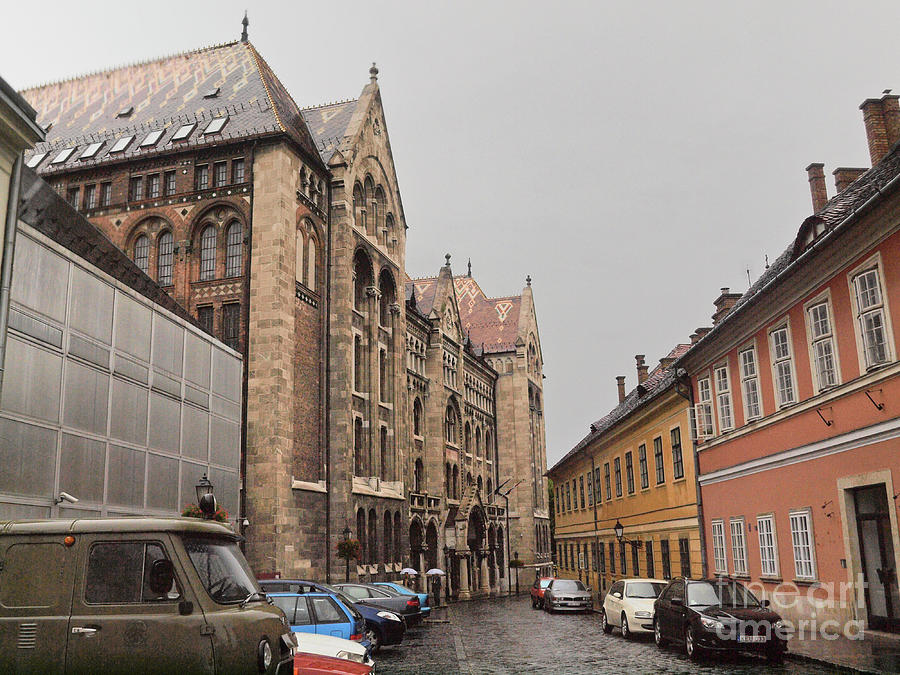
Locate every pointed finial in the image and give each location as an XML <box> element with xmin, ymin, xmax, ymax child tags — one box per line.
<box><xmin>369</xmin><ymin>62</ymin><xmax>379</xmax><ymax>82</ymax></box>
<box><xmin>241</xmin><ymin>11</ymin><xmax>249</xmax><ymax>42</ymax></box>
<box><xmin>526</xmin><ymin>275</ymin><xmax>532</xmax><ymax>287</ymax></box>
<box><xmin>445</xmin><ymin>253</ymin><xmax>451</xmax><ymax>267</ymax></box>
<box><xmin>467</xmin><ymin>258</ymin><xmax>472</xmax><ymax>277</ymax></box>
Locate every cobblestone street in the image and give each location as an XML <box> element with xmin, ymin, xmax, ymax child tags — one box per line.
<box><xmin>377</xmin><ymin>596</ymin><xmax>843</xmax><ymax>674</ymax></box>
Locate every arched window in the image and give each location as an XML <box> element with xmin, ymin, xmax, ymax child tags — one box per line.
<box><xmin>477</xmin><ymin>475</ymin><xmax>483</xmax><ymax>493</ymax></box>
<box><xmin>445</xmin><ymin>462</ymin><xmax>451</xmax><ymax>496</ymax></box>
<box><xmin>368</xmin><ymin>509</ymin><xmax>377</xmax><ymax>564</ymax></box>
<box><xmin>225</xmin><ymin>221</ymin><xmax>242</xmax><ymax>277</ymax></box>
<box><xmin>157</xmin><ymin>231</ymin><xmax>174</xmax><ymax>286</ymax></box>
<box><xmin>414</xmin><ymin>458</ymin><xmax>424</xmax><ymax>493</ymax></box>
<box><xmin>379</xmin><ymin>426</ymin><xmax>388</xmax><ymax>481</ymax></box>
<box><xmin>475</xmin><ymin>427</ymin><xmax>482</xmax><ymax>458</ymax></box>
<box><xmin>307</xmin><ymin>237</ymin><xmax>317</xmax><ymax>291</ymax></box>
<box><xmin>464</xmin><ymin>423</ymin><xmax>471</xmax><ymax>453</ymax></box>
<box><xmin>445</xmin><ymin>405</ymin><xmax>457</xmax><ymax>445</ymax></box>
<box><xmin>487</xmin><ymin>478</ymin><xmax>493</xmax><ymax>501</ymax></box>
<box><xmin>354</xmin><ymin>417</ymin><xmax>364</xmax><ymax>476</ymax></box>
<box><xmin>364</xmin><ymin>176</ymin><xmax>375</xmax><ymax>235</ymax></box>
<box><xmin>199</xmin><ymin>225</ymin><xmax>216</xmax><ymax>280</ymax></box>
<box><xmin>353</xmin><ymin>249</ymin><xmax>373</xmax><ymax>311</ymax></box>
<box><xmin>413</xmin><ymin>398</ymin><xmax>423</xmax><ymax>436</ymax></box>
<box><xmin>384</xmin><ymin>511</ymin><xmax>393</xmax><ymax>563</ymax></box>
<box><xmin>466</xmin><ymin>471</ymin><xmax>473</xmax><ymax>486</ymax></box>
<box><xmin>353</xmin><ymin>182</ymin><xmax>365</xmax><ymax>231</ymax></box>
<box><xmin>357</xmin><ymin>508</ymin><xmax>367</xmax><ymax>564</ymax></box>
<box><xmin>393</xmin><ymin>512</ymin><xmax>401</xmax><ymax>562</ymax></box>
<box><xmin>374</xmin><ymin>185</ymin><xmax>385</xmax><ymax>242</ymax></box>
<box><xmin>133</xmin><ymin>235</ymin><xmax>150</xmax><ymax>274</ymax></box>
<box><xmin>385</xmin><ymin>214</ymin><xmax>395</xmax><ymax>252</ymax></box>
<box><xmin>295</xmin><ymin>229</ymin><xmax>304</xmax><ymax>283</ymax></box>
<box><xmin>378</xmin><ymin>269</ymin><xmax>396</xmax><ymax>327</ymax></box>
<box><xmin>452</xmin><ymin>465</ymin><xmax>459</xmax><ymax>499</ymax></box>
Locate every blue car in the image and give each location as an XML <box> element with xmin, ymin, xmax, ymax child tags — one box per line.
<box><xmin>269</xmin><ymin>591</ymin><xmax>372</xmax><ymax>653</ymax></box>
<box><xmin>260</xmin><ymin>579</ymin><xmax>405</xmax><ymax>653</ymax></box>
<box><xmin>373</xmin><ymin>581</ymin><xmax>432</xmax><ymax>618</ymax></box>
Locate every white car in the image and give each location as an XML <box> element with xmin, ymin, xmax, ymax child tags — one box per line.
<box><xmin>601</xmin><ymin>578</ymin><xmax>667</xmax><ymax>638</ymax></box>
<box><xmin>292</xmin><ymin>632</ymin><xmax>375</xmax><ymax>668</ymax></box>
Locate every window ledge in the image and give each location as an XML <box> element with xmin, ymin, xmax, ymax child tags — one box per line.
<box><xmin>759</xmin><ymin>576</ymin><xmax>783</xmax><ymax>583</ymax></box>
<box><xmin>291</xmin><ymin>478</ymin><xmax>327</xmax><ymax>494</ymax></box>
<box><xmin>792</xmin><ymin>578</ymin><xmax>820</xmax><ymax>587</ymax></box>
<box><xmin>731</xmin><ymin>573</ymin><xmax>751</xmax><ymax>580</ymax></box>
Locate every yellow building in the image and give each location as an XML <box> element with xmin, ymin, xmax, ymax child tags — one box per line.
<box><xmin>548</xmin><ymin>346</ymin><xmax>703</xmax><ymax>596</ymax></box>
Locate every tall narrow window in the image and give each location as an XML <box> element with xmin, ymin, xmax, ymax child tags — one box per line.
<box><xmin>770</xmin><ymin>325</ymin><xmax>796</xmax><ymax>407</ymax></box>
<box><xmin>594</xmin><ymin>466</ymin><xmax>602</xmax><ymax>502</ymax></box>
<box><xmin>232</xmin><ymin>158</ymin><xmax>245</xmax><ymax>184</ymax></box>
<box><xmin>128</xmin><ymin>176</ymin><xmax>142</xmax><ymax>201</ymax></box>
<box><xmin>714</xmin><ymin>365</ymin><xmax>733</xmax><ymax>430</ymax></box>
<box><xmin>157</xmin><ymin>231</ymin><xmax>174</xmax><ymax>286</ymax></box>
<box><xmin>730</xmin><ymin>517</ymin><xmax>748</xmax><ymax>576</ymax></box>
<box><xmin>84</xmin><ymin>184</ymin><xmax>97</xmax><ymax>210</ymax></box>
<box><xmin>645</xmin><ymin>540</ymin><xmax>655</xmax><ymax>578</ymax></box>
<box><xmin>213</xmin><ymin>161</ymin><xmax>227</xmax><ymax>187</ymax></box>
<box><xmin>199</xmin><ymin>226</ymin><xmax>216</xmax><ymax>280</ymax></box>
<box><xmin>587</xmin><ymin>472</ymin><xmax>593</xmax><ymax>506</ymax></box>
<box><xmin>146</xmin><ymin>173</ymin><xmax>161</xmax><ymax>199</ymax></box>
<box><xmin>711</xmin><ymin>520</ymin><xmax>727</xmax><ymax>574</ymax></box>
<box><xmin>697</xmin><ymin>377</ymin><xmax>715</xmax><ymax>437</ymax></box>
<box><xmin>790</xmin><ymin>509</ymin><xmax>816</xmax><ymax>580</ymax></box>
<box><xmin>638</xmin><ymin>444</ymin><xmax>649</xmax><ymax>489</ymax></box>
<box><xmin>133</xmin><ymin>235</ymin><xmax>150</xmax><ymax>274</ymax></box>
<box><xmin>164</xmin><ymin>170</ymin><xmax>176</xmax><ymax>196</ymax></box>
<box><xmin>579</xmin><ymin>476</ymin><xmax>585</xmax><ymax>508</ymax></box>
<box><xmin>758</xmin><ymin>515</ymin><xmax>779</xmax><ymax>577</ymax></box>
<box><xmin>739</xmin><ymin>347</ymin><xmax>761</xmax><ymax>420</ymax></box>
<box><xmin>660</xmin><ymin>539</ymin><xmax>671</xmax><ymax>579</ymax></box>
<box><xmin>599</xmin><ymin>542</ymin><xmax>606</xmax><ymax>573</ymax></box>
<box><xmin>614</xmin><ymin>457</ymin><xmax>622</xmax><ymax>497</ymax></box>
<box><xmin>380</xmin><ymin>427</ymin><xmax>388</xmax><ymax>480</ymax></box>
<box><xmin>222</xmin><ymin>303</ymin><xmax>240</xmax><ymax>350</ymax></box>
<box><xmin>808</xmin><ymin>301</ymin><xmax>838</xmax><ymax>389</ymax></box>
<box><xmin>354</xmin><ymin>335</ymin><xmax>364</xmax><ymax>392</ymax></box>
<box><xmin>654</xmin><ymin>436</ymin><xmax>665</xmax><ymax>484</ymax></box>
<box><xmin>671</xmin><ymin>427</ymin><xmax>684</xmax><ymax>480</ymax></box>
<box><xmin>197</xmin><ymin>305</ymin><xmax>214</xmax><ymax>333</ymax></box>
<box><xmin>445</xmin><ymin>406</ymin><xmax>457</xmax><ymax>445</ymax></box>
<box><xmin>625</xmin><ymin>451</ymin><xmax>634</xmax><ymax>494</ymax></box>
<box><xmin>354</xmin><ymin>419</ymin><xmax>364</xmax><ymax>476</ymax></box>
<box><xmin>225</xmin><ymin>222</ymin><xmax>242</xmax><ymax>277</ymax></box>
<box><xmin>379</xmin><ymin>349</ymin><xmax>387</xmax><ymax>403</ymax></box>
<box><xmin>853</xmin><ymin>268</ymin><xmax>889</xmax><ymax>368</ymax></box>
<box><xmin>100</xmin><ymin>182</ymin><xmax>112</xmax><ymax>207</ymax></box>
<box><xmin>566</xmin><ymin>482</ymin><xmax>571</xmax><ymax>511</ymax></box>
<box><xmin>604</xmin><ymin>463</ymin><xmax>611</xmax><ymax>500</ymax></box>
<box><xmin>307</xmin><ymin>238</ymin><xmax>317</xmax><ymax>291</ymax></box>
<box><xmin>619</xmin><ymin>542</ymin><xmax>626</xmax><ymax>575</ymax></box>
<box><xmin>195</xmin><ymin>165</ymin><xmax>209</xmax><ymax>191</ymax></box>
<box><xmin>67</xmin><ymin>186</ymin><xmax>80</xmax><ymax>208</ymax></box>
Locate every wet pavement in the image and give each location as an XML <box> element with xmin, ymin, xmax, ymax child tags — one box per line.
<box><xmin>376</xmin><ymin>595</ymin><xmax>848</xmax><ymax>674</ymax></box>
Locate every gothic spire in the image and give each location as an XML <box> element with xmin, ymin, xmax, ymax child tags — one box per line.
<box><xmin>241</xmin><ymin>11</ymin><xmax>249</xmax><ymax>42</ymax></box>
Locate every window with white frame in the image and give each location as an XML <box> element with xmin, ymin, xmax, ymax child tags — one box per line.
<box><xmin>697</xmin><ymin>376</ymin><xmax>715</xmax><ymax>437</ymax></box>
<box><xmin>714</xmin><ymin>365</ymin><xmax>734</xmax><ymax>430</ymax></box>
<box><xmin>739</xmin><ymin>347</ymin><xmax>761</xmax><ymax>420</ymax></box>
<box><xmin>853</xmin><ymin>268</ymin><xmax>890</xmax><ymax>368</ymax></box>
<box><xmin>789</xmin><ymin>509</ymin><xmax>816</xmax><ymax>580</ymax></box>
<box><xmin>757</xmin><ymin>515</ymin><xmax>779</xmax><ymax>577</ymax></box>
<box><xmin>730</xmin><ymin>517</ymin><xmax>748</xmax><ymax>575</ymax></box>
<box><xmin>711</xmin><ymin>520</ymin><xmax>727</xmax><ymax>574</ymax></box>
<box><xmin>770</xmin><ymin>325</ymin><xmax>796</xmax><ymax>407</ymax></box>
<box><xmin>808</xmin><ymin>301</ymin><xmax>838</xmax><ymax>390</ymax></box>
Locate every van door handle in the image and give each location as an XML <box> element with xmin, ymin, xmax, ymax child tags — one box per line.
<box><xmin>71</xmin><ymin>627</ymin><xmax>99</xmax><ymax>636</ymax></box>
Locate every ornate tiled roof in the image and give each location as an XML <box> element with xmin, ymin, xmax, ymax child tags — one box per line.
<box><xmin>301</xmin><ymin>99</ymin><xmax>359</xmax><ymax>163</ymax></box>
<box><xmin>20</xmin><ymin>40</ymin><xmax>324</xmax><ymax>173</ymax></box>
<box><xmin>549</xmin><ymin>343</ymin><xmax>692</xmax><ymax>474</ymax></box>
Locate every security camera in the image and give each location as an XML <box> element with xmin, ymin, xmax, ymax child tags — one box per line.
<box><xmin>56</xmin><ymin>492</ymin><xmax>79</xmax><ymax>505</ymax></box>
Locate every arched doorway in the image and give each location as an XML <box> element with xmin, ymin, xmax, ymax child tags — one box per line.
<box><xmin>409</xmin><ymin>517</ymin><xmax>424</xmax><ymax>590</ymax></box>
<box><xmin>425</xmin><ymin>520</ymin><xmax>439</xmax><ymax>571</ymax></box>
<box><xmin>467</xmin><ymin>505</ymin><xmax>487</xmax><ymax>595</ymax></box>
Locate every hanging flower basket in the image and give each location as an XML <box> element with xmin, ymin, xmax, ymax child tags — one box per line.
<box><xmin>337</xmin><ymin>539</ymin><xmax>361</xmax><ymax>561</ymax></box>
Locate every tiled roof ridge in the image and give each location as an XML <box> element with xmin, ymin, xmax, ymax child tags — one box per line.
<box><xmin>245</xmin><ymin>43</ymin><xmax>286</xmax><ymax>134</ymax></box>
<box><xmin>20</xmin><ymin>40</ymin><xmax>241</xmax><ymax>94</ymax></box>
<box><xmin>301</xmin><ymin>98</ymin><xmax>359</xmax><ymax>111</ymax></box>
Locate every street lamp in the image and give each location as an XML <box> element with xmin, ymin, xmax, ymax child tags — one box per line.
<box><xmin>613</xmin><ymin>520</ymin><xmax>643</xmax><ymax>549</ymax></box>
<box><xmin>195</xmin><ymin>473</ymin><xmax>217</xmax><ymax>519</ymax></box>
<box><xmin>343</xmin><ymin>524</ymin><xmax>352</xmax><ymax>582</ymax></box>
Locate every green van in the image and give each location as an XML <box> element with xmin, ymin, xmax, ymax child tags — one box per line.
<box><xmin>0</xmin><ymin>518</ymin><xmax>295</xmax><ymax>674</ymax></box>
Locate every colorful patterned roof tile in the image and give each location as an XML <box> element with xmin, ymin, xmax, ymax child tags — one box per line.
<box><xmin>301</xmin><ymin>99</ymin><xmax>359</xmax><ymax>163</ymax></box>
<box><xmin>20</xmin><ymin>41</ymin><xmax>324</xmax><ymax>173</ymax></box>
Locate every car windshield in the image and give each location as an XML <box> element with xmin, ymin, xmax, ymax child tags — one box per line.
<box><xmin>540</xmin><ymin>579</ymin><xmax>552</xmax><ymax>589</ymax></box>
<box><xmin>316</xmin><ymin>583</ymin><xmax>364</xmax><ymax>618</ymax></box>
<box><xmin>182</xmin><ymin>536</ymin><xmax>259</xmax><ymax>604</ymax></box>
<box><xmin>688</xmin><ymin>580</ymin><xmax>761</xmax><ymax>608</ymax></box>
<box><xmin>626</xmin><ymin>582</ymin><xmax>666</xmax><ymax>599</ymax></box>
<box><xmin>552</xmin><ymin>580</ymin><xmax>586</xmax><ymax>592</ymax></box>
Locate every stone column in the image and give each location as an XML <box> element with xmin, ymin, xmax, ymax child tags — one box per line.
<box><xmin>479</xmin><ymin>551</ymin><xmax>491</xmax><ymax>596</ymax></box>
<box><xmin>417</xmin><ymin>548</ymin><xmax>426</xmax><ymax>592</ymax></box>
<box><xmin>490</xmin><ymin>549</ymin><xmax>500</xmax><ymax>596</ymax></box>
<box><xmin>458</xmin><ymin>552</ymin><xmax>471</xmax><ymax>600</ymax></box>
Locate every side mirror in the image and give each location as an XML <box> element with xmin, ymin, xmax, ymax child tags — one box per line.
<box><xmin>612</xmin><ymin>592</ymin><xmax>622</xmax><ymax>599</ymax></box>
<box><xmin>148</xmin><ymin>559</ymin><xmax>176</xmax><ymax>595</ymax></box>
<box><xmin>761</xmin><ymin>599</ymin><xmax>771</xmax><ymax>608</ymax></box>
<box><xmin>586</xmin><ymin>587</ymin><xmax>592</xmax><ymax>593</ymax></box>
<box><xmin>671</xmin><ymin>597</ymin><xmax>683</xmax><ymax>606</ymax></box>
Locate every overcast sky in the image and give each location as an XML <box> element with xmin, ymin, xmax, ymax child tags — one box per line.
<box><xmin>5</xmin><ymin>1</ymin><xmax>900</xmax><ymax>467</ymax></box>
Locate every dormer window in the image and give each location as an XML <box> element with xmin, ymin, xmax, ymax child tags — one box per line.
<box><xmin>140</xmin><ymin>130</ymin><xmax>164</xmax><ymax>148</ymax></box>
<box><xmin>171</xmin><ymin>123</ymin><xmax>196</xmax><ymax>141</ymax></box>
<box><xmin>79</xmin><ymin>142</ymin><xmax>103</xmax><ymax>160</ymax></box>
<box><xmin>203</xmin><ymin>117</ymin><xmax>228</xmax><ymax>135</ymax></box>
<box><xmin>109</xmin><ymin>135</ymin><xmax>134</xmax><ymax>153</ymax></box>
<box><xmin>51</xmin><ymin>147</ymin><xmax>75</xmax><ymax>164</ymax></box>
<box><xmin>116</xmin><ymin>106</ymin><xmax>134</xmax><ymax>118</ymax></box>
<box><xmin>26</xmin><ymin>152</ymin><xmax>48</xmax><ymax>168</ymax></box>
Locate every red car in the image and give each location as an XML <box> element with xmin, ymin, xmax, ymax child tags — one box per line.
<box><xmin>530</xmin><ymin>577</ymin><xmax>556</xmax><ymax>609</ymax></box>
<box><xmin>294</xmin><ymin>652</ymin><xmax>373</xmax><ymax>674</ymax></box>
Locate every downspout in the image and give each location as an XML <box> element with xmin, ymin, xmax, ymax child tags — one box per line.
<box><xmin>239</xmin><ymin>140</ymin><xmax>256</xmax><ymax>553</ymax></box>
<box><xmin>324</xmin><ymin>173</ymin><xmax>333</xmax><ymax>583</ymax></box>
<box><xmin>590</xmin><ymin>453</ymin><xmax>600</xmax><ymax>595</ymax></box>
<box><xmin>673</xmin><ymin>371</ymin><xmax>707</xmax><ymax>578</ymax></box>
<box><xmin>0</xmin><ymin>154</ymin><xmax>24</xmax><ymax>396</ymax></box>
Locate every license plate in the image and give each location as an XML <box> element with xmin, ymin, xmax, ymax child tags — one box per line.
<box><xmin>738</xmin><ymin>635</ymin><xmax>766</xmax><ymax>643</ymax></box>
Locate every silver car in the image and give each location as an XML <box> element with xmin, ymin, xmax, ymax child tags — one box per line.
<box><xmin>543</xmin><ymin>578</ymin><xmax>593</xmax><ymax>613</ymax></box>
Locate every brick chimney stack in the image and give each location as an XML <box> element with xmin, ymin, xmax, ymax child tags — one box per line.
<box><xmin>635</xmin><ymin>355</ymin><xmax>648</xmax><ymax>384</ymax></box>
<box><xmin>860</xmin><ymin>94</ymin><xmax>900</xmax><ymax>165</ymax></box>
<box><xmin>616</xmin><ymin>376</ymin><xmax>626</xmax><ymax>404</ymax></box>
<box><xmin>833</xmin><ymin>167</ymin><xmax>868</xmax><ymax>194</ymax></box>
<box><xmin>690</xmin><ymin>327</ymin><xmax>713</xmax><ymax>345</ymax></box>
<box><xmin>659</xmin><ymin>356</ymin><xmax>676</xmax><ymax>370</ymax></box>
<box><xmin>806</xmin><ymin>163</ymin><xmax>828</xmax><ymax>213</ymax></box>
<box><xmin>712</xmin><ymin>288</ymin><xmax>743</xmax><ymax>325</ymax></box>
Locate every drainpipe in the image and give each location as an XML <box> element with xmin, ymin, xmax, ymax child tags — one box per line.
<box><xmin>324</xmin><ymin>172</ymin><xmax>333</xmax><ymax>583</ymax></box>
<box><xmin>591</xmin><ymin>453</ymin><xmax>601</xmax><ymax>597</ymax></box>
<box><xmin>0</xmin><ymin>154</ymin><xmax>24</xmax><ymax>395</ymax></box>
<box><xmin>673</xmin><ymin>370</ymin><xmax>707</xmax><ymax>578</ymax></box>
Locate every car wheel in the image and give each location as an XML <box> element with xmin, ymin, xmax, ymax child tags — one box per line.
<box><xmin>365</xmin><ymin>624</ymin><xmax>382</xmax><ymax>654</ymax></box>
<box><xmin>531</xmin><ymin>596</ymin><xmax>537</xmax><ymax>609</ymax></box>
<box><xmin>685</xmin><ymin>625</ymin><xmax>703</xmax><ymax>661</ymax></box>
<box><xmin>601</xmin><ymin>610</ymin><xmax>613</xmax><ymax>634</ymax></box>
<box><xmin>621</xmin><ymin>614</ymin><xmax>630</xmax><ymax>640</ymax></box>
<box><xmin>654</xmin><ymin>620</ymin><xmax>667</xmax><ymax>648</ymax></box>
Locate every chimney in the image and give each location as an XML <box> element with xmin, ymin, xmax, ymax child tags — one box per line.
<box><xmin>861</xmin><ymin>97</ymin><xmax>891</xmax><ymax>165</ymax></box>
<box><xmin>806</xmin><ymin>163</ymin><xmax>828</xmax><ymax>213</ymax></box>
<box><xmin>833</xmin><ymin>167</ymin><xmax>868</xmax><ymax>194</ymax></box>
<box><xmin>659</xmin><ymin>356</ymin><xmax>676</xmax><ymax>370</ymax></box>
<box><xmin>712</xmin><ymin>288</ymin><xmax>743</xmax><ymax>325</ymax></box>
<box><xmin>635</xmin><ymin>355</ymin><xmax>648</xmax><ymax>384</ymax></box>
<box><xmin>690</xmin><ymin>327</ymin><xmax>713</xmax><ymax>345</ymax></box>
<box><xmin>881</xmin><ymin>94</ymin><xmax>900</xmax><ymax>149</ymax></box>
<box><xmin>616</xmin><ymin>376</ymin><xmax>626</xmax><ymax>403</ymax></box>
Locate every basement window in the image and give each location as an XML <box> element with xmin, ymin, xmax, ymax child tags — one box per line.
<box><xmin>79</xmin><ymin>142</ymin><xmax>104</xmax><ymax>159</ymax></box>
<box><xmin>171</xmin><ymin>123</ymin><xmax>196</xmax><ymax>141</ymax></box>
<box><xmin>140</xmin><ymin>130</ymin><xmax>164</xmax><ymax>148</ymax></box>
<box><xmin>109</xmin><ymin>135</ymin><xmax>134</xmax><ymax>153</ymax></box>
<box><xmin>51</xmin><ymin>147</ymin><xmax>76</xmax><ymax>164</ymax></box>
<box><xmin>26</xmin><ymin>152</ymin><xmax>48</xmax><ymax>168</ymax></box>
<box><xmin>203</xmin><ymin>117</ymin><xmax>228</xmax><ymax>135</ymax></box>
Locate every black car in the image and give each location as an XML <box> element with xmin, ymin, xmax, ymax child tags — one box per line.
<box><xmin>259</xmin><ymin>578</ymin><xmax>406</xmax><ymax>652</ymax></box>
<box><xmin>653</xmin><ymin>577</ymin><xmax>788</xmax><ymax>662</ymax></box>
<box><xmin>542</xmin><ymin>578</ymin><xmax>593</xmax><ymax>613</ymax></box>
<box><xmin>335</xmin><ymin>582</ymin><xmax>423</xmax><ymax>627</ymax></box>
